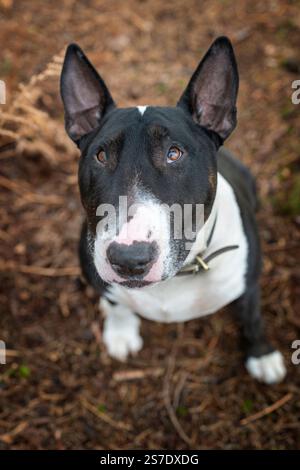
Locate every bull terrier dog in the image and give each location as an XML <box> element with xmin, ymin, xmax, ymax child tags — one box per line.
<box><xmin>61</xmin><ymin>37</ymin><xmax>286</xmax><ymax>384</ymax></box>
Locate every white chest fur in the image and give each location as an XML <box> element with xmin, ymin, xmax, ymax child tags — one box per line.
<box><xmin>104</xmin><ymin>174</ymin><xmax>248</xmax><ymax>323</ymax></box>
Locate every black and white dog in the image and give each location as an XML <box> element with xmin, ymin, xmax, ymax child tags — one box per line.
<box><xmin>61</xmin><ymin>37</ymin><xmax>286</xmax><ymax>384</ymax></box>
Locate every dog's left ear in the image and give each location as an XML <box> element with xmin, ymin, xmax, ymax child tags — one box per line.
<box><xmin>60</xmin><ymin>44</ymin><xmax>115</xmax><ymax>143</ymax></box>
<box><xmin>177</xmin><ymin>36</ymin><xmax>239</xmax><ymax>142</ymax></box>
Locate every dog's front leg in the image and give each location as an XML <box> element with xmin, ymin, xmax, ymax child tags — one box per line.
<box><xmin>231</xmin><ymin>284</ymin><xmax>286</xmax><ymax>384</ymax></box>
<box><xmin>100</xmin><ymin>297</ymin><xmax>143</xmax><ymax>361</ymax></box>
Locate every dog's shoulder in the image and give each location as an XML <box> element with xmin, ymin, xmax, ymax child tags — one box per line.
<box><xmin>217</xmin><ymin>147</ymin><xmax>258</xmax><ymax>212</ymax></box>
<box><xmin>217</xmin><ymin>147</ymin><xmax>261</xmax><ymax>282</ymax></box>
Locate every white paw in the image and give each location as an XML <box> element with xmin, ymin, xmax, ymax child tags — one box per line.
<box><xmin>246</xmin><ymin>350</ymin><xmax>286</xmax><ymax>384</ymax></box>
<box><xmin>103</xmin><ymin>327</ymin><xmax>143</xmax><ymax>362</ymax></box>
<box><xmin>101</xmin><ymin>298</ymin><xmax>143</xmax><ymax>362</ymax></box>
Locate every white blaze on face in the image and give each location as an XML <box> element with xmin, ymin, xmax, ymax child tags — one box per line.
<box><xmin>137</xmin><ymin>105</ymin><xmax>148</xmax><ymax>116</ymax></box>
<box><xmin>93</xmin><ymin>186</ymin><xmax>172</xmax><ymax>284</ymax></box>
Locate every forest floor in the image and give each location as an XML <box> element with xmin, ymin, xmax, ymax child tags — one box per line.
<box><xmin>0</xmin><ymin>0</ymin><xmax>299</xmax><ymax>449</ymax></box>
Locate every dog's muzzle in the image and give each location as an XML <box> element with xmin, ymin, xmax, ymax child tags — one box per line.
<box><xmin>107</xmin><ymin>241</ymin><xmax>159</xmax><ymax>279</ymax></box>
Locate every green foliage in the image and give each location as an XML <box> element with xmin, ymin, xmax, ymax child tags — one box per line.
<box><xmin>155</xmin><ymin>82</ymin><xmax>168</xmax><ymax>94</ymax></box>
<box><xmin>97</xmin><ymin>403</ymin><xmax>107</xmax><ymax>413</ymax></box>
<box><xmin>3</xmin><ymin>364</ymin><xmax>31</xmax><ymax>379</ymax></box>
<box><xmin>18</xmin><ymin>365</ymin><xmax>31</xmax><ymax>379</ymax></box>
<box><xmin>273</xmin><ymin>174</ymin><xmax>300</xmax><ymax>216</ymax></box>
<box><xmin>242</xmin><ymin>399</ymin><xmax>253</xmax><ymax>414</ymax></box>
<box><xmin>0</xmin><ymin>57</ymin><xmax>12</xmax><ymax>76</ymax></box>
<box><xmin>176</xmin><ymin>405</ymin><xmax>188</xmax><ymax>417</ymax></box>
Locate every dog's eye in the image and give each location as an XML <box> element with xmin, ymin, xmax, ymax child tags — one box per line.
<box><xmin>167</xmin><ymin>146</ymin><xmax>183</xmax><ymax>163</ymax></box>
<box><xmin>96</xmin><ymin>150</ymin><xmax>107</xmax><ymax>165</ymax></box>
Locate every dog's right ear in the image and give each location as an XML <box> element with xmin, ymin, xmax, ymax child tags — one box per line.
<box><xmin>60</xmin><ymin>44</ymin><xmax>115</xmax><ymax>143</ymax></box>
<box><xmin>177</xmin><ymin>37</ymin><xmax>238</xmax><ymax>143</ymax></box>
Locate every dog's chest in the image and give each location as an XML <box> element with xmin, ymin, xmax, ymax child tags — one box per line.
<box><xmin>105</xmin><ymin>174</ymin><xmax>249</xmax><ymax>323</ymax></box>
<box><xmin>106</xmin><ymin>254</ymin><xmax>246</xmax><ymax>323</ymax></box>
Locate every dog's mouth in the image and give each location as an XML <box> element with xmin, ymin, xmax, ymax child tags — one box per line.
<box><xmin>116</xmin><ymin>269</ymin><xmax>173</xmax><ymax>289</ymax></box>
<box><xmin>119</xmin><ymin>278</ymin><xmax>153</xmax><ymax>288</ymax></box>
<box><xmin>111</xmin><ymin>263</ymin><xmax>153</xmax><ymax>279</ymax></box>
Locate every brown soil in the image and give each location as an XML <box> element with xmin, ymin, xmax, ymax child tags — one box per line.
<box><xmin>0</xmin><ymin>0</ymin><xmax>299</xmax><ymax>450</ymax></box>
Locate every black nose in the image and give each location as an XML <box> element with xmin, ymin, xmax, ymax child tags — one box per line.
<box><xmin>107</xmin><ymin>241</ymin><xmax>158</xmax><ymax>278</ymax></box>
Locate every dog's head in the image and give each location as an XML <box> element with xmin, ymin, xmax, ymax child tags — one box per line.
<box><xmin>61</xmin><ymin>37</ymin><xmax>238</xmax><ymax>288</ymax></box>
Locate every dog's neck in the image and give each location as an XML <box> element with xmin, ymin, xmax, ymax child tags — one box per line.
<box><xmin>183</xmin><ymin>172</ymin><xmax>224</xmax><ymax>266</ymax></box>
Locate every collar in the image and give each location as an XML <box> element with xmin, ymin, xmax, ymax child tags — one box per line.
<box><xmin>177</xmin><ymin>214</ymin><xmax>239</xmax><ymax>276</ymax></box>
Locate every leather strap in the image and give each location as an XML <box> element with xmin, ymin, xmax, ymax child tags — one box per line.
<box><xmin>177</xmin><ymin>215</ymin><xmax>239</xmax><ymax>276</ymax></box>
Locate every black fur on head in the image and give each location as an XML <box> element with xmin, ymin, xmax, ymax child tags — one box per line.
<box><xmin>60</xmin><ymin>37</ymin><xmax>239</xmax><ymax>286</ymax></box>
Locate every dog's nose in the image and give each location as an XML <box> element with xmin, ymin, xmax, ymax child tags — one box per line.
<box><xmin>107</xmin><ymin>241</ymin><xmax>158</xmax><ymax>277</ymax></box>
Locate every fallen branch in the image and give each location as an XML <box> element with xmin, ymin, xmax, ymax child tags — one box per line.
<box><xmin>163</xmin><ymin>353</ymin><xmax>194</xmax><ymax>447</ymax></box>
<box><xmin>0</xmin><ymin>141</ymin><xmax>16</xmax><ymax>154</ymax></box>
<box><xmin>113</xmin><ymin>367</ymin><xmax>164</xmax><ymax>382</ymax></box>
<box><xmin>264</xmin><ymin>243</ymin><xmax>300</xmax><ymax>253</ymax></box>
<box><xmin>80</xmin><ymin>397</ymin><xmax>132</xmax><ymax>432</ymax></box>
<box><xmin>3</xmin><ymin>349</ymin><xmax>20</xmax><ymax>357</ymax></box>
<box><xmin>0</xmin><ymin>175</ymin><xmax>64</xmax><ymax>205</ymax></box>
<box><xmin>240</xmin><ymin>392</ymin><xmax>293</xmax><ymax>426</ymax></box>
<box><xmin>0</xmin><ymin>261</ymin><xmax>80</xmax><ymax>277</ymax></box>
<box><xmin>0</xmin><ymin>421</ymin><xmax>28</xmax><ymax>444</ymax></box>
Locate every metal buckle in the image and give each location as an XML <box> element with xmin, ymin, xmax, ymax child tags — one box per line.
<box><xmin>195</xmin><ymin>255</ymin><xmax>209</xmax><ymax>271</ymax></box>
<box><xmin>179</xmin><ymin>255</ymin><xmax>209</xmax><ymax>274</ymax></box>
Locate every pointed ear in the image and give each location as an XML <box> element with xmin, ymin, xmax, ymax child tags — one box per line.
<box><xmin>177</xmin><ymin>36</ymin><xmax>239</xmax><ymax>142</ymax></box>
<box><xmin>60</xmin><ymin>44</ymin><xmax>115</xmax><ymax>143</ymax></box>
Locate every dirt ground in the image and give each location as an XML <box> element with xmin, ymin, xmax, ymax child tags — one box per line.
<box><xmin>0</xmin><ymin>0</ymin><xmax>299</xmax><ymax>450</ymax></box>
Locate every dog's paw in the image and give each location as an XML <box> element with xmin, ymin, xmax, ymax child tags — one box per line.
<box><xmin>103</xmin><ymin>327</ymin><xmax>143</xmax><ymax>362</ymax></box>
<box><xmin>102</xmin><ymin>301</ymin><xmax>143</xmax><ymax>361</ymax></box>
<box><xmin>245</xmin><ymin>350</ymin><xmax>286</xmax><ymax>384</ymax></box>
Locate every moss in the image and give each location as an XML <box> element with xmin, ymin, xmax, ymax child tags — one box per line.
<box><xmin>176</xmin><ymin>405</ymin><xmax>188</xmax><ymax>417</ymax></box>
<box><xmin>242</xmin><ymin>399</ymin><xmax>254</xmax><ymax>414</ymax></box>
<box><xmin>276</xmin><ymin>19</ymin><xmax>298</xmax><ymax>40</ymax></box>
<box><xmin>280</xmin><ymin>102</ymin><xmax>297</xmax><ymax>120</ymax></box>
<box><xmin>156</xmin><ymin>82</ymin><xmax>168</xmax><ymax>94</ymax></box>
<box><xmin>97</xmin><ymin>403</ymin><xmax>106</xmax><ymax>413</ymax></box>
<box><xmin>0</xmin><ymin>57</ymin><xmax>12</xmax><ymax>76</ymax></box>
<box><xmin>18</xmin><ymin>365</ymin><xmax>31</xmax><ymax>379</ymax></box>
<box><xmin>272</xmin><ymin>174</ymin><xmax>300</xmax><ymax>216</ymax></box>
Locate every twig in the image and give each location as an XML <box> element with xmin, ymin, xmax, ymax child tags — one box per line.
<box><xmin>0</xmin><ymin>112</ymin><xmax>38</xmax><ymax>128</ymax></box>
<box><xmin>0</xmin><ymin>129</ymin><xmax>19</xmax><ymax>139</ymax></box>
<box><xmin>189</xmin><ymin>397</ymin><xmax>211</xmax><ymax>414</ymax></box>
<box><xmin>113</xmin><ymin>367</ymin><xmax>164</xmax><ymax>382</ymax></box>
<box><xmin>0</xmin><ymin>421</ymin><xmax>28</xmax><ymax>444</ymax></box>
<box><xmin>240</xmin><ymin>393</ymin><xmax>293</xmax><ymax>426</ymax></box>
<box><xmin>80</xmin><ymin>397</ymin><xmax>132</xmax><ymax>432</ymax></box>
<box><xmin>0</xmin><ymin>261</ymin><xmax>80</xmax><ymax>277</ymax></box>
<box><xmin>0</xmin><ymin>141</ymin><xmax>15</xmax><ymax>154</ymax></box>
<box><xmin>163</xmin><ymin>353</ymin><xmax>194</xmax><ymax>447</ymax></box>
<box><xmin>173</xmin><ymin>371</ymin><xmax>188</xmax><ymax>409</ymax></box>
<box><xmin>264</xmin><ymin>243</ymin><xmax>300</xmax><ymax>253</ymax></box>
<box><xmin>3</xmin><ymin>349</ymin><xmax>20</xmax><ymax>357</ymax></box>
<box><xmin>0</xmin><ymin>175</ymin><xmax>63</xmax><ymax>205</ymax></box>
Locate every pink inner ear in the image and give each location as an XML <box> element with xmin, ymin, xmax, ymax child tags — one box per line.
<box><xmin>193</xmin><ymin>51</ymin><xmax>233</xmax><ymax>105</ymax></box>
<box><xmin>65</xmin><ymin>62</ymin><xmax>104</xmax><ymax>139</ymax></box>
<box><xmin>178</xmin><ymin>39</ymin><xmax>238</xmax><ymax>141</ymax></box>
<box><xmin>194</xmin><ymin>100</ymin><xmax>234</xmax><ymax>138</ymax></box>
<box><xmin>61</xmin><ymin>44</ymin><xmax>115</xmax><ymax>141</ymax></box>
<box><xmin>68</xmin><ymin>106</ymin><xmax>101</xmax><ymax>140</ymax></box>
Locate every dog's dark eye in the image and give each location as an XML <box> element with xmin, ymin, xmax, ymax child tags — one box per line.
<box><xmin>96</xmin><ymin>150</ymin><xmax>107</xmax><ymax>165</ymax></box>
<box><xmin>167</xmin><ymin>146</ymin><xmax>183</xmax><ymax>163</ymax></box>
